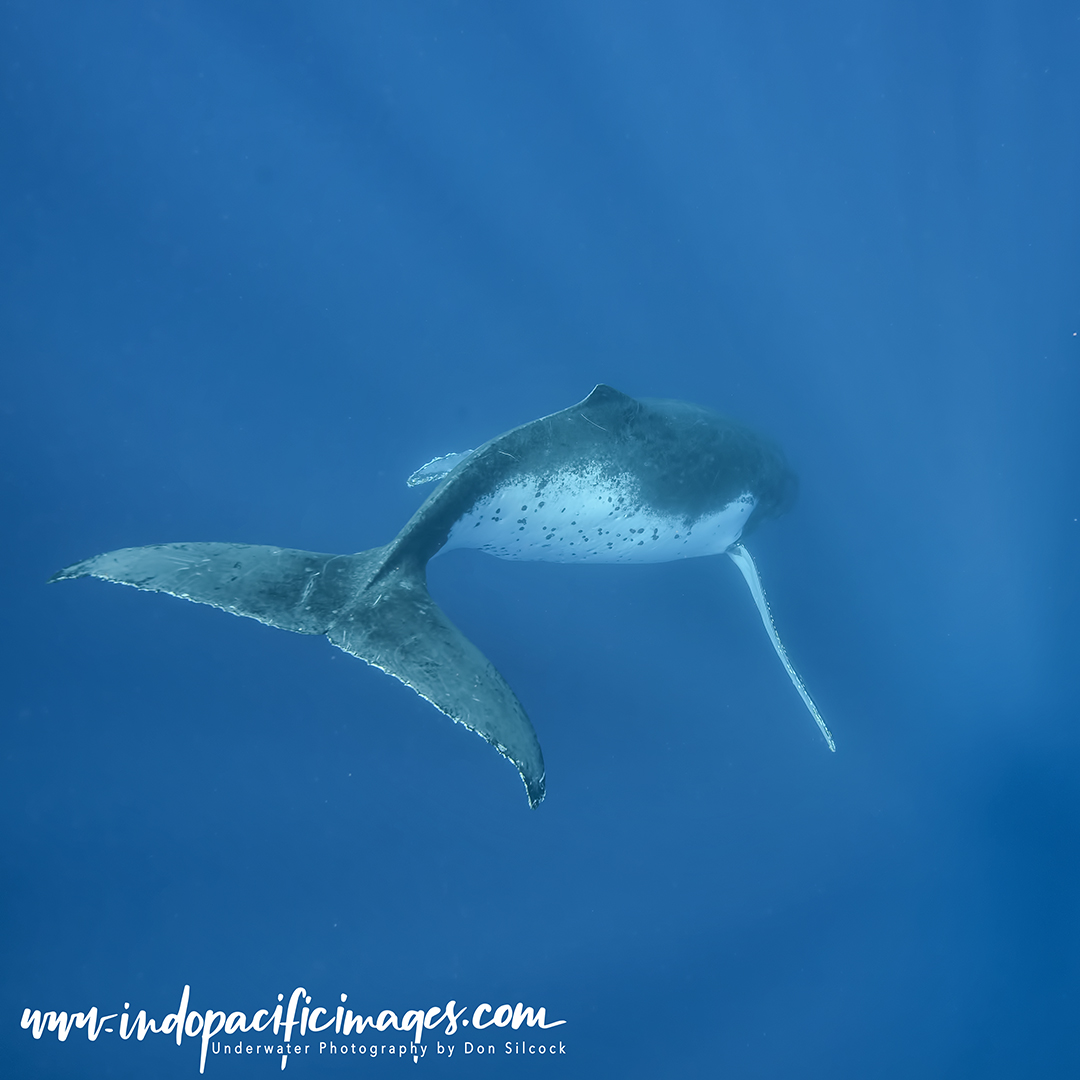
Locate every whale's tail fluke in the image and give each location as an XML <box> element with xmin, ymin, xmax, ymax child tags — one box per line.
<box><xmin>51</xmin><ymin>542</ymin><xmax>546</xmax><ymax>806</ymax></box>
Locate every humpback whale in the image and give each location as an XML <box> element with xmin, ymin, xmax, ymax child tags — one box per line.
<box><xmin>51</xmin><ymin>385</ymin><xmax>833</xmax><ymax>807</ymax></box>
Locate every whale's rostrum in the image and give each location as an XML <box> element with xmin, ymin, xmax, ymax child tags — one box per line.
<box><xmin>51</xmin><ymin>384</ymin><xmax>834</xmax><ymax>806</ymax></box>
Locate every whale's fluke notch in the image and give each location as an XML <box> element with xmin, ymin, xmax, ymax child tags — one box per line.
<box><xmin>726</xmin><ymin>542</ymin><xmax>835</xmax><ymax>751</ymax></box>
<box><xmin>51</xmin><ymin>541</ymin><xmax>546</xmax><ymax>806</ymax></box>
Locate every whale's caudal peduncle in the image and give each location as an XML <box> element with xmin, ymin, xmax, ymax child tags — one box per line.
<box><xmin>50</xmin><ymin>384</ymin><xmax>834</xmax><ymax>806</ymax></box>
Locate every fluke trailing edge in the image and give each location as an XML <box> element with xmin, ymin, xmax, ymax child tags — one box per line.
<box><xmin>52</xmin><ymin>385</ymin><xmax>835</xmax><ymax>807</ymax></box>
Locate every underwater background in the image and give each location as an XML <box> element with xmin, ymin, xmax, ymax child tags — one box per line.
<box><xmin>2</xmin><ymin>2</ymin><xmax>1078</xmax><ymax>1077</ymax></box>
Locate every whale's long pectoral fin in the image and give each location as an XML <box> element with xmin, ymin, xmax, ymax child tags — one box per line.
<box><xmin>727</xmin><ymin>542</ymin><xmax>835</xmax><ymax>751</ymax></box>
<box><xmin>51</xmin><ymin>541</ymin><xmax>546</xmax><ymax>807</ymax></box>
<box><xmin>49</xmin><ymin>542</ymin><xmax>373</xmax><ymax>633</ymax></box>
<box><xmin>327</xmin><ymin>573</ymin><xmax>546</xmax><ymax>808</ymax></box>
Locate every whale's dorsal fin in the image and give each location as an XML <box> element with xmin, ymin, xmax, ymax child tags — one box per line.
<box><xmin>727</xmin><ymin>542</ymin><xmax>835</xmax><ymax>751</ymax></box>
<box><xmin>407</xmin><ymin>450</ymin><xmax>475</xmax><ymax>487</ymax></box>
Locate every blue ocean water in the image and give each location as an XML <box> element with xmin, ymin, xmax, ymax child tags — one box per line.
<box><xmin>2</xmin><ymin>2</ymin><xmax>1078</xmax><ymax>1076</ymax></box>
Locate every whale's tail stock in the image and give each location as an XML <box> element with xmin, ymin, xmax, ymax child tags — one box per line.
<box><xmin>51</xmin><ymin>542</ymin><xmax>546</xmax><ymax>807</ymax></box>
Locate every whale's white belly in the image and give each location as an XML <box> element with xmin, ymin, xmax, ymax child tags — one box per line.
<box><xmin>442</xmin><ymin>469</ymin><xmax>755</xmax><ymax>564</ymax></box>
